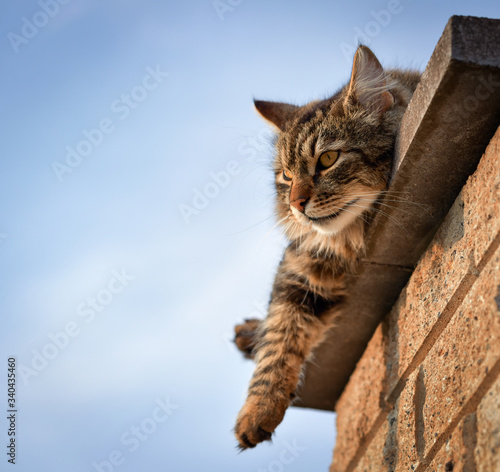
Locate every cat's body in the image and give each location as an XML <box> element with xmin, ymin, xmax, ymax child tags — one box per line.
<box><xmin>234</xmin><ymin>46</ymin><xmax>420</xmax><ymax>450</ymax></box>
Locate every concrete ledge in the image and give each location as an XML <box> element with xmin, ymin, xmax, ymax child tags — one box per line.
<box><xmin>296</xmin><ymin>15</ymin><xmax>500</xmax><ymax>411</ymax></box>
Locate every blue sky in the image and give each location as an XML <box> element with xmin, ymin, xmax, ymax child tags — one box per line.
<box><xmin>1</xmin><ymin>1</ymin><xmax>499</xmax><ymax>471</ymax></box>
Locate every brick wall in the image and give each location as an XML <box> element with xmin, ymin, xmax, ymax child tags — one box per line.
<box><xmin>330</xmin><ymin>126</ymin><xmax>500</xmax><ymax>471</ymax></box>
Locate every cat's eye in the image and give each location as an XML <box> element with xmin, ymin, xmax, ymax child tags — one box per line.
<box><xmin>318</xmin><ymin>150</ymin><xmax>339</xmax><ymax>170</ymax></box>
<box><xmin>282</xmin><ymin>170</ymin><xmax>293</xmax><ymax>181</ymax></box>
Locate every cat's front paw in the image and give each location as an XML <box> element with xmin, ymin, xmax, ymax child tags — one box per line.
<box><xmin>234</xmin><ymin>396</ymin><xmax>288</xmax><ymax>450</ymax></box>
<box><xmin>234</xmin><ymin>319</ymin><xmax>261</xmax><ymax>359</ymax></box>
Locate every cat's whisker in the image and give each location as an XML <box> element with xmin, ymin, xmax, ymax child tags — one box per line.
<box><xmin>328</xmin><ymin>191</ymin><xmax>435</xmax><ymax>219</ymax></box>
<box><xmin>373</xmin><ymin>200</ymin><xmax>422</xmax><ymax>215</ymax></box>
<box><xmin>270</xmin><ymin>215</ymin><xmax>297</xmax><ymax>242</ymax></box>
<box><xmin>351</xmin><ymin>190</ymin><xmax>433</xmax><ymax>210</ymax></box>
<box><xmin>338</xmin><ymin>207</ymin><xmax>373</xmax><ymax>227</ymax></box>
<box><xmin>351</xmin><ymin>202</ymin><xmax>408</xmax><ymax>232</ymax></box>
<box><xmin>263</xmin><ymin>215</ymin><xmax>291</xmax><ymax>240</ymax></box>
<box><xmin>354</xmin><ymin>194</ymin><xmax>432</xmax><ymax>219</ymax></box>
<box><xmin>224</xmin><ymin>214</ymin><xmax>277</xmax><ymax>237</ymax></box>
<box><xmin>282</xmin><ymin>218</ymin><xmax>298</xmax><ymax>241</ymax></box>
<box><xmin>379</xmin><ymin>199</ymin><xmax>434</xmax><ymax>218</ymax></box>
<box><xmin>363</xmin><ymin>190</ymin><xmax>410</xmax><ymax>195</ymax></box>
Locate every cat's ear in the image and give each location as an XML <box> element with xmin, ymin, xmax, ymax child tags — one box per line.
<box><xmin>254</xmin><ymin>100</ymin><xmax>298</xmax><ymax>131</ymax></box>
<box><xmin>344</xmin><ymin>45</ymin><xmax>394</xmax><ymax>116</ymax></box>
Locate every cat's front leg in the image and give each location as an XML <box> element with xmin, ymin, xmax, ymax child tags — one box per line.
<box><xmin>234</xmin><ymin>303</ymin><xmax>328</xmax><ymax>449</ymax></box>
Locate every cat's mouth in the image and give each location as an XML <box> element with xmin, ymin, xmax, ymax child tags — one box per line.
<box><xmin>306</xmin><ymin>198</ymin><xmax>360</xmax><ymax>222</ymax></box>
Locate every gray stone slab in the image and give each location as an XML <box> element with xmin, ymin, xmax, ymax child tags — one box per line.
<box><xmin>370</xmin><ymin>15</ymin><xmax>500</xmax><ymax>267</ymax></box>
<box><xmin>296</xmin><ymin>16</ymin><xmax>500</xmax><ymax>411</ymax></box>
<box><xmin>295</xmin><ymin>263</ymin><xmax>412</xmax><ymax>411</ymax></box>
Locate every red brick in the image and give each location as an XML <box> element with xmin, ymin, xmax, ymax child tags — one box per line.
<box><xmin>351</xmin><ymin>371</ymin><xmax>421</xmax><ymax>471</ymax></box>
<box><xmin>420</xmin><ymin>245</ymin><xmax>500</xmax><ymax>456</ymax></box>
<box><xmin>394</xmin><ymin>369</ymin><xmax>421</xmax><ymax>468</ymax></box>
<box><xmin>331</xmin><ymin>326</ymin><xmax>389</xmax><ymax>472</ymax></box>
<box><xmin>427</xmin><ymin>413</ymin><xmax>477</xmax><ymax>472</ymax></box>
<box><xmin>476</xmin><ymin>374</ymin><xmax>500</xmax><ymax>471</ymax></box>
<box><xmin>426</xmin><ymin>375</ymin><xmax>500</xmax><ymax>471</ymax></box>
<box><xmin>352</xmin><ymin>419</ymin><xmax>391</xmax><ymax>472</ymax></box>
<box><xmin>385</xmin><ymin>126</ymin><xmax>500</xmax><ymax>392</ymax></box>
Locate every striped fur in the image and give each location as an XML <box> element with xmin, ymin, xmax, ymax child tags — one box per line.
<box><xmin>234</xmin><ymin>46</ymin><xmax>420</xmax><ymax>449</ymax></box>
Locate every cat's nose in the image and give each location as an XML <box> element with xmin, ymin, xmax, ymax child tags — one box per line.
<box><xmin>290</xmin><ymin>196</ymin><xmax>308</xmax><ymax>212</ymax></box>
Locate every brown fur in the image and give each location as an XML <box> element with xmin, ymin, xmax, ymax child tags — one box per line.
<box><xmin>234</xmin><ymin>46</ymin><xmax>420</xmax><ymax>449</ymax></box>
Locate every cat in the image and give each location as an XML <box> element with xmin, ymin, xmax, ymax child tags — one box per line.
<box><xmin>233</xmin><ymin>45</ymin><xmax>421</xmax><ymax>450</ymax></box>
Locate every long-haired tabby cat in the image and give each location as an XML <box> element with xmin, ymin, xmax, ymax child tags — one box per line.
<box><xmin>233</xmin><ymin>45</ymin><xmax>420</xmax><ymax>450</ymax></box>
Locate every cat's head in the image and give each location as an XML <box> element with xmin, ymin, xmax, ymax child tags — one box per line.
<box><xmin>255</xmin><ymin>46</ymin><xmax>407</xmax><ymax>241</ymax></box>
